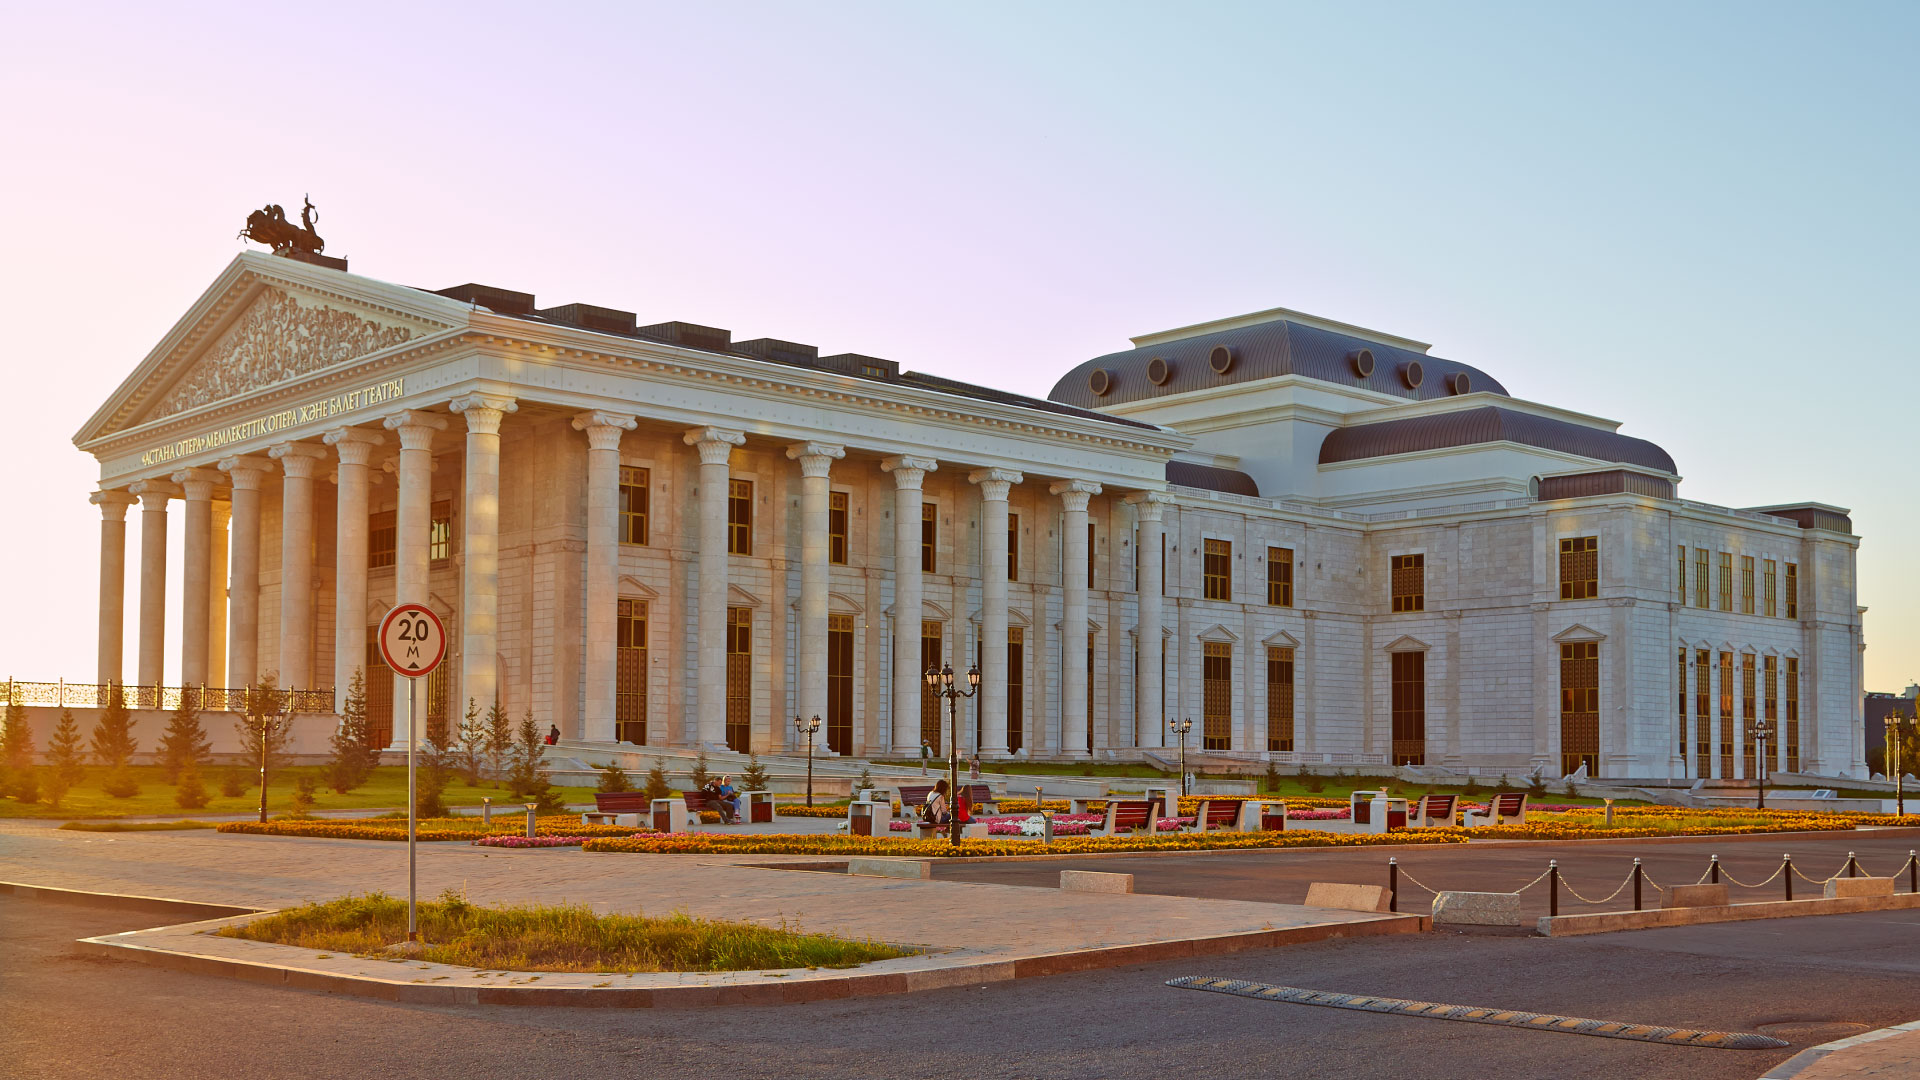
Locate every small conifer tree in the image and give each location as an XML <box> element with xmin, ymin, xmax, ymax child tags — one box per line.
<box><xmin>328</xmin><ymin>668</ymin><xmax>374</xmax><ymax>794</ymax></box>
<box><xmin>233</xmin><ymin>677</ymin><xmax>291</xmax><ymax>786</ymax></box>
<box><xmin>595</xmin><ymin>761</ymin><xmax>634</xmax><ymax>793</ymax></box>
<box><xmin>90</xmin><ymin>685</ymin><xmax>138</xmax><ymax>769</ymax></box>
<box><xmin>509</xmin><ymin>709</ymin><xmax>565</xmax><ymax>812</ymax></box>
<box><xmin>2</xmin><ymin>688</ymin><xmax>33</xmax><ymax>799</ymax></box>
<box><xmin>219</xmin><ymin>768</ymin><xmax>247</xmax><ymax>798</ymax></box>
<box><xmin>742</xmin><ymin>753</ymin><xmax>770</xmax><ymax>792</ymax></box>
<box><xmin>1263</xmin><ymin>760</ymin><xmax>1281</xmax><ymax>793</ymax></box>
<box><xmin>689</xmin><ymin>752</ymin><xmax>711</xmax><ymax>789</ymax></box>
<box><xmin>174</xmin><ymin>758</ymin><xmax>210</xmax><ymax>809</ymax></box>
<box><xmin>483</xmin><ymin>693</ymin><xmax>512</xmax><ymax>782</ymax></box>
<box><xmin>42</xmin><ymin>709</ymin><xmax>85</xmax><ymax>809</ymax></box>
<box><xmin>642</xmin><ymin>758</ymin><xmax>672</xmax><ymax>802</ymax></box>
<box><xmin>290</xmin><ymin>773</ymin><xmax>319</xmax><ymax>818</ymax></box>
<box><xmin>158</xmin><ymin>692</ymin><xmax>211</xmax><ymax>783</ymax></box>
<box><xmin>457</xmin><ymin>697</ymin><xmax>486</xmax><ymax>785</ymax></box>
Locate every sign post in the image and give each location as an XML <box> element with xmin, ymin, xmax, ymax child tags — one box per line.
<box><xmin>378</xmin><ymin>602</ymin><xmax>447</xmax><ymax>944</ymax></box>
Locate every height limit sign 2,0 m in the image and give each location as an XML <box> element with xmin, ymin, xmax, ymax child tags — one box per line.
<box><xmin>378</xmin><ymin>603</ymin><xmax>446</xmax><ymax>678</ymax></box>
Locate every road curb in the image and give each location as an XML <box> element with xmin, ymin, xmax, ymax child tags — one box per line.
<box><xmin>1536</xmin><ymin>890</ymin><xmax>1920</xmax><ymax>937</ymax></box>
<box><xmin>0</xmin><ymin>880</ymin><xmax>264</xmax><ymax>922</ymax></box>
<box><xmin>1757</xmin><ymin>1017</ymin><xmax>1920</xmax><ymax>1078</ymax></box>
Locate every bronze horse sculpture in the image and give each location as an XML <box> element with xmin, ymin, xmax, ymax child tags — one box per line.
<box><xmin>240</xmin><ymin>196</ymin><xmax>325</xmax><ymax>255</ymax></box>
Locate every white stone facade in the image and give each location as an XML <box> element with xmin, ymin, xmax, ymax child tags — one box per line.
<box><xmin>73</xmin><ymin>256</ymin><xmax>1867</xmax><ymax>779</ymax></box>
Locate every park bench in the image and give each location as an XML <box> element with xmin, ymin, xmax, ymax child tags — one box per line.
<box><xmin>1188</xmin><ymin>798</ymin><xmax>1246</xmax><ymax>832</ymax></box>
<box><xmin>963</xmin><ymin>783</ymin><xmax>997</xmax><ymax>814</ymax></box>
<box><xmin>1091</xmin><ymin>798</ymin><xmax>1159</xmax><ymax>834</ymax></box>
<box><xmin>581</xmin><ymin>791</ymin><xmax>649</xmax><ymax>827</ymax></box>
<box><xmin>1410</xmin><ymin>793</ymin><xmax>1457</xmax><ymax>828</ymax></box>
<box><xmin>1462</xmin><ymin>791</ymin><xmax>1527</xmax><ymax>827</ymax></box>
<box><xmin>896</xmin><ymin>784</ymin><xmax>936</xmax><ymax>815</ymax></box>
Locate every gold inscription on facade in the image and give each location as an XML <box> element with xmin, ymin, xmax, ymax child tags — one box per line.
<box><xmin>136</xmin><ymin>378</ymin><xmax>406</xmax><ymax>467</ymax></box>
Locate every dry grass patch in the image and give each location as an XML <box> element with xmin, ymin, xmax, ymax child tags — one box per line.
<box><xmin>218</xmin><ymin>892</ymin><xmax>912</xmax><ymax>973</ymax></box>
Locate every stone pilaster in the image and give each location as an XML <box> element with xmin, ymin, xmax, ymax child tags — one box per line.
<box><xmin>788</xmin><ymin>442</ymin><xmax>845</xmax><ymax>753</ymax></box>
<box><xmin>382</xmin><ymin>411</ymin><xmax>447</xmax><ymax>746</ymax></box>
<box><xmin>970</xmin><ymin>468</ymin><xmax>1022</xmax><ymax>757</ymax></box>
<box><xmin>128</xmin><ymin>479</ymin><xmax>181</xmax><ymax>688</ymax></box>
<box><xmin>207</xmin><ymin>501</ymin><xmax>229</xmax><ymax>687</ymax></box>
<box><xmin>91</xmin><ymin>490</ymin><xmax>138</xmax><ymax>687</ymax></box>
<box><xmin>1052</xmin><ymin>479</ymin><xmax>1100</xmax><ymax>757</ymax></box>
<box><xmin>324</xmin><ymin>427</ymin><xmax>385</xmax><ymax>712</ymax></box>
<box><xmin>574</xmin><ymin>409</ymin><xmax>635</xmax><ymax>741</ymax></box>
<box><xmin>170</xmin><ymin>468</ymin><xmax>224</xmax><ymax>688</ymax></box>
<box><xmin>1125</xmin><ymin>492</ymin><xmax>1169</xmax><ymax>748</ymax></box>
<box><xmin>218</xmin><ymin>456</ymin><xmax>274</xmax><ymax>688</ymax></box>
<box><xmin>685</xmin><ymin>426</ymin><xmax>745</xmax><ymax>748</ymax></box>
<box><xmin>269</xmin><ymin>443</ymin><xmax>329</xmax><ymax>690</ymax></box>
<box><xmin>883</xmin><ymin>455</ymin><xmax>937</xmax><ymax>752</ymax></box>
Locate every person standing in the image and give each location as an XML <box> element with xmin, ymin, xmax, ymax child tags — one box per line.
<box><xmin>968</xmin><ymin>755</ymin><xmax>981</xmax><ymax>781</ymax></box>
<box><xmin>920</xmin><ymin>739</ymin><xmax>931</xmax><ymax>776</ymax></box>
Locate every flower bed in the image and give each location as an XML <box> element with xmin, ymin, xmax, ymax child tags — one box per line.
<box><xmin>471</xmin><ymin>835</ymin><xmax>602</xmax><ymax>848</ymax></box>
<box><xmin>582</xmin><ymin>829</ymin><xmax>1467</xmax><ymax>857</ymax></box>
<box><xmin>216</xmin><ymin>817</ymin><xmax>645</xmax><ymax>843</ymax></box>
<box><xmin>1454</xmin><ymin>808</ymin><xmax>1861</xmax><ymax>841</ymax></box>
<box><xmin>774</xmin><ymin>804</ymin><xmax>849</xmax><ymax>818</ymax></box>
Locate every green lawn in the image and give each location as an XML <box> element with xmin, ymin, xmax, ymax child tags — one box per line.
<box><xmin>0</xmin><ymin>765</ymin><xmax>594</xmax><ymax>821</ymax></box>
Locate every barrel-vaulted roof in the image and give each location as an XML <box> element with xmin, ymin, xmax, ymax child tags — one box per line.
<box><xmin>1319</xmin><ymin>405</ymin><xmax>1678</xmax><ymax>474</ymax></box>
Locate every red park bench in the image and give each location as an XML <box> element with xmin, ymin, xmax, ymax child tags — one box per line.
<box><xmin>1189</xmin><ymin>798</ymin><xmax>1246</xmax><ymax>832</ymax></box>
<box><xmin>1091</xmin><ymin>798</ymin><xmax>1159</xmax><ymax>834</ymax></box>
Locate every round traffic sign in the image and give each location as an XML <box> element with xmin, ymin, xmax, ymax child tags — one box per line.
<box><xmin>378</xmin><ymin>603</ymin><xmax>447</xmax><ymax>678</ymax></box>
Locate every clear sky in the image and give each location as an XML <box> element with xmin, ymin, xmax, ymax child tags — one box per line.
<box><xmin>1</xmin><ymin>2</ymin><xmax>1913</xmax><ymax>691</ymax></box>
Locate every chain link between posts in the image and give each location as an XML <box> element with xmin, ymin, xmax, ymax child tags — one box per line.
<box><xmin>1390</xmin><ymin>852</ymin><xmax>1920</xmax><ymax>908</ymax></box>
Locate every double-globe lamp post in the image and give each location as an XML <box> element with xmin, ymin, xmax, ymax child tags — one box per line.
<box><xmin>1747</xmin><ymin>716</ymin><xmax>1772</xmax><ymax>810</ymax></box>
<box><xmin>792</xmin><ymin>714</ymin><xmax>821</xmax><ymax>806</ymax></box>
<box><xmin>1887</xmin><ymin>710</ymin><xmax>1914</xmax><ymax>817</ymax></box>
<box><xmin>1169</xmin><ymin>716</ymin><xmax>1194</xmax><ymax>797</ymax></box>
<box><xmin>923</xmin><ymin>662</ymin><xmax>980</xmax><ymax>846</ymax></box>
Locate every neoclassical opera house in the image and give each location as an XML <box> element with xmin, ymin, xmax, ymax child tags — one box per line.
<box><xmin>71</xmin><ymin>248</ymin><xmax>1868</xmax><ymax>780</ymax></box>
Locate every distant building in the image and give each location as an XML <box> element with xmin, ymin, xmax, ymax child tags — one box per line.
<box><xmin>1865</xmin><ymin>684</ymin><xmax>1920</xmax><ymax>763</ymax></box>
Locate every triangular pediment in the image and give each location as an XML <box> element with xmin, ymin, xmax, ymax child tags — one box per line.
<box><xmin>1552</xmin><ymin>623</ymin><xmax>1606</xmax><ymax>644</ymax></box>
<box><xmin>617</xmin><ymin>576</ymin><xmax>659</xmax><ymax>600</ymax></box>
<box><xmin>1263</xmin><ymin>628</ymin><xmax>1301</xmax><ymax>648</ymax></box>
<box><xmin>77</xmin><ymin>252</ymin><xmax>469</xmax><ymax>444</ymax></box>
<box><xmin>1197</xmin><ymin>623</ymin><xmax>1238</xmax><ymax>643</ymax></box>
<box><xmin>1383</xmin><ymin>634</ymin><xmax>1430</xmax><ymax>653</ymax></box>
<box><xmin>727</xmin><ymin>584</ymin><xmax>763</xmax><ymax>608</ymax></box>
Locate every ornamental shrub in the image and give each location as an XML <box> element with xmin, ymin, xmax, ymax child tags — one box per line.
<box><xmin>12</xmin><ymin>766</ymin><xmax>39</xmax><ymax>805</ymax></box>
<box><xmin>102</xmin><ymin>764</ymin><xmax>139</xmax><ymax>799</ymax></box>
<box><xmin>158</xmin><ymin>693</ymin><xmax>211</xmax><ymax>783</ymax></box>
<box><xmin>1302</xmin><ymin>771</ymin><xmax>1326</xmax><ymax>793</ymax></box>
<box><xmin>508</xmin><ymin>709</ymin><xmax>565</xmax><ymax>812</ymax></box>
<box><xmin>642</xmin><ymin>759</ymin><xmax>672</xmax><ymax>802</ymax></box>
<box><xmin>483</xmin><ymin>694</ymin><xmax>512</xmax><ymax>782</ymax></box>
<box><xmin>290</xmin><ymin>774</ymin><xmax>318</xmax><ymax>818</ymax></box>
<box><xmin>175</xmin><ymin>759</ymin><xmax>210</xmax><ymax>809</ymax></box>
<box><xmin>1262</xmin><ymin>760</ymin><xmax>1281</xmax><ymax>792</ymax></box>
<box><xmin>595</xmin><ymin>761</ymin><xmax>634</xmax><ymax>793</ymax></box>
<box><xmin>689</xmin><ymin>752</ymin><xmax>711</xmax><ymax>790</ymax></box>
<box><xmin>457</xmin><ymin>697</ymin><xmax>486</xmax><ymax>786</ymax></box>
<box><xmin>2</xmin><ymin>689</ymin><xmax>33</xmax><ymax>798</ymax></box>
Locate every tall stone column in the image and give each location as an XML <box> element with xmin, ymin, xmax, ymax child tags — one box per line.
<box><xmin>170</xmin><ymin>468</ymin><xmax>222</xmax><ymax>688</ymax></box>
<box><xmin>970</xmin><ymin>468</ymin><xmax>1022</xmax><ymax>758</ymax></box>
<box><xmin>1126</xmin><ymin>492</ymin><xmax>1169</xmax><ymax>748</ymax></box>
<box><xmin>572</xmin><ymin>409</ymin><xmax>634</xmax><ymax>742</ymax></box>
<box><xmin>324</xmin><ymin>428</ymin><xmax>385</xmax><ymax>711</ymax></box>
<box><xmin>788</xmin><ymin>442</ymin><xmax>845</xmax><ymax>752</ymax></box>
<box><xmin>883</xmin><ymin>456</ymin><xmax>937</xmax><ymax>752</ymax></box>
<box><xmin>455</xmin><ymin>396</ymin><xmax>516</xmax><ymax>728</ymax></box>
<box><xmin>684</xmin><ymin>426</ymin><xmax>745</xmax><ymax>748</ymax></box>
<box><xmin>270</xmin><ymin>443</ymin><xmax>328</xmax><ymax>690</ymax></box>
<box><xmin>92</xmin><ymin>490</ymin><xmax>138</xmax><ymax>687</ymax></box>
<box><xmin>1052</xmin><ymin>480</ymin><xmax>1100</xmax><ymax>757</ymax></box>
<box><xmin>218</xmin><ymin>456</ymin><xmax>273</xmax><ymax>688</ymax></box>
<box><xmin>207</xmin><ymin>502</ymin><xmax>229</xmax><ymax>686</ymax></box>
<box><xmin>382</xmin><ymin>411</ymin><xmax>447</xmax><ymax>747</ymax></box>
<box><xmin>128</xmin><ymin>479</ymin><xmax>180</xmax><ymax>690</ymax></box>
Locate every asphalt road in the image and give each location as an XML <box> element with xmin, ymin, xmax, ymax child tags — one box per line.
<box><xmin>10</xmin><ymin>894</ymin><xmax>1920</xmax><ymax>1080</ymax></box>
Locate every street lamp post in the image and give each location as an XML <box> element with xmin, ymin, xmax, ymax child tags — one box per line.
<box><xmin>1748</xmin><ymin>716</ymin><xmax>1772</xmax><ymax>810</ymax></box>
<box><xmin>249</xmin><ymin>684</ymin><xmax>290</xmax><ymax>824</ymax></box>
<box><xmin>1887</xmin><ymin>711</ymin><xmax>1912</xmax><ymax>817</ymax></box>
<box><xmin>792</xmin><ymin>714</ymin><xmax>821</xmax><ymax>806</ymax></box>
<box><xmin>924</xmin><ymin>662</ymin><xmax>980</xmax><ymax>846</ymax></box>
<box><xmin>1169</xmin><ymin>716</ymin><xmax>1194</xmax><ymax>797</ymax></box>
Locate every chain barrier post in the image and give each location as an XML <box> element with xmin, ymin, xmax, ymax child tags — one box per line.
<box><xmin>1633</xmin><ymin>859</ymin><xmax>1643</xmax><ymax>911</ymax></box>
<box><xmin>1710</xmin><ymin>854</ymin><xmax>1720</xmax><ymax>884</ymax></box>
<box><xmin>1784</xmin><ymin>854</ymin><xmax>1793</xmax><ymax>901</ymax></box>
<box><xmin>524</xmin><ymin>803</ymin><xmax>537</xmax><ymax>839</ymax></box>
<box><xmin>1910</xmin><ymin>851</ymin><xmax>1918</xmax><ymax>894</ymax></box>
<box><xmin>1388</xmin><ymin>857</ymin><xmax>1398</xmax><ymax>913</ymax></box>
<box><xmin>1548</xmin><ymin>860</ymin><xmax>1559</xmax><ymax>917</ymax></box>
<box><xmin>1846</xmin><ymin>851</ymin><xmax>1858</xmax><ymax>879</ymax></box>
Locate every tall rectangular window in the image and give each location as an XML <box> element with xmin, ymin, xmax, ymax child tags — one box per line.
<box><xmin>1087</xmin><ymin>633</ymin><xmax>1096</xmax><ymax>753</ymax></box>
<box><xmin>1718</xmin><ymin>552</ymin><xmax>1732</xmax><ymax>611</ymax></box>
<box><xmin>1677</xmin><ymin>546</ymin><xmax>1687</xmax><ymax>604</ymax></box>
<box><xmin>1087</xmin><ymin>522</ymin><xmax>1096</xmax><ymax>589</ymax></box>
<box><xmin>1560</xmin><ymin>641</ymin><xmax>1600</xmax><ymax>776</ymax></box>
<box><xmin>1677</xmin><ymin>648</ymin><xmax>1688</xmax><ymax>759</ymax></box>
<box><xmin>1202</xmin><ymin>641</ymin><xmax>1232</xmax><ymax>750</ymax></box>
<box><xmin>618</xmin><ymin>466</ymin><xmax>649</xmax><ymax>545</ymax></box>
<box><xmin>728</xmin><ymin>479</ymin><xmax>753</xmax><ymax>556</ymax></box>
<box><xmin>921</xmin><ymin>502</ymin><xmax>936</xmax><ymax>573</ymax></box>
<box><xmin>1785</xmin><ymin>658</ymin><xmax>1800</xmax><ymax>771</ymax></box>
<box><xmin>1007</xmin><ymin>513</ymin><xmax>1019</xmax><ymax>582</ymax></box>
<box><xmin>1267</xmin><ymin>546</ymin><xmax>1294</xmax><ymax>607</ymax></box>
<box><xmin>1695</xmin><ymin>548</ymin><xmax>1710</xmax><ymax>608</ymax></box>
<box><xmin>920</xmin><ymin>621</ymin><xmax>944</xmax><ymax>753</ymax></box>
<box><xmin>428</xmin><ymin>500</ymin><xmax>452</xmax><ymax>564</ymax></box>
<box><xmin>615</xmin><ymin>598</ymin><xmax>647</xmax><ymax>744</ymax></box>
<box><xmin>369</xmin><ymin>510</ymin><xmax>396</xmax><ymax>569</ymax></box>
<box><xmin>725</xmin><ymin>607</ymin><xmax>751</xmax><ymax>751</ymax></box>
<box><xmin>1390</xmin><ymin>651</ymin><xmax>1426</xmax><ymax>765</ymax></box>
<box><xmin>1203</xmin><ymin>539</ymin><xmax>1232</xmax><ymax>601</ymax></box>
<box><xmin>1764</xmin><ymin>655</ymin><xmax>1779</xmax><ymax>772</ymax></box>
<box><xmin>1006</xmin><ymin>626</ymin><xmax>1025</xmax><ymax>754</ymax></box>
<box><xmin>1559</xmin><ymin>536</ymin><xmax>1598</xmax><ymax>600</ymax></box>
<box><xmin>1763</xmin><ymin>559</ymin><xmax>1777</xmax><ymax>617</ymax></box>
<box><xmin>1695</xmin><ymin>649</ymin><xmax>1712</xmax><ymax>778</ymax></box>
<box><xmin>1718</xmin><ymin>651</ymin><xmax>1734</xmax><ymax>778</ymax></box>
<box><xmin>1785</xmin><ymin>563</ymin><xmax>1798</xmax><ymax>619</ymax></box>
<box><xmin>828</xmin><ymin>492</ymin><xmax>849</xmax><ymax>565</ymax></box>
<box><xmin>1267</xmin><ymin>646</ymin><xmax>1294</xmax><ymax>752</ymax></box>
<box><xmin>1741</xmin><ymin>556</ymin><xmax>1755</xmax><ymax>614</ymax></box>
<box><xmin>364</xmin><ymin>638</ymin><xmax>393</xmax><ymax>747</ymax></box>
<box><xmin>1741</xmin><ymin>654</ymin><xmax>1757</xmax><ymax>777</ymax></box>
<box><xmin>1391</xmin><ymin>553</ymin><xmax>1425</xmax><ymax>612</ymax></box>
<box><xmin>827</xmin><ymin>614</ymin><xmax>853</xmax><ymax>755</ymax></box>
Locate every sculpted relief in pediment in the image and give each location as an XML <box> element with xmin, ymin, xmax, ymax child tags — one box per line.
<box><xmin>148</xmin><ymin>287</ymin><xmax>419</xmax><ymax>421</ymax></box>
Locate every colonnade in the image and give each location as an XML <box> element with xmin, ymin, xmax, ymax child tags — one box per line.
<box><xmin>92</xmin><ymin>398</ymin><xmax>1171</xmax><ymax>754</ymax></box>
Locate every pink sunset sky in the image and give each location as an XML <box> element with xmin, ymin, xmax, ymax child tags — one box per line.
<box><xmin>1</xmin><ymin>2</ymin><xmax>1914</xmax><ymax>691</ymax></box>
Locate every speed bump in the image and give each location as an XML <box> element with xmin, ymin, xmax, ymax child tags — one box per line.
<box><xmin>1165</xmin><ymin>977</ymin><xmax>1787</xmax><ymax>1050</ymax></box>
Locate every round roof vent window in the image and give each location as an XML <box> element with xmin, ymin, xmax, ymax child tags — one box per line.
<box><xmin>1208</xmin><ymin>345</ymin><xmax>1235</xmax><ymax>374</ymax></box>
<box><xmin>1349</xmin><ymin>348</ymin><xmax>1375</xmax><ymax>378</ymax></box>
<box><xmin>1088</xmin><ymin>368</ymin><xmax>1112</xmax><ymax>396</ymax></box>
<box><xmin>1402</xmin><ymin>361</ymin><xmax>1424</xmax><ymax>389</ymax></box>
<box><xmin>1147</xmin><ymin>356</ymin><xmax>1173</xmax><ymax>385</ymax></box>
<box><xmin>1449</xmin><ymin>371</ymin><xmax>1471</xmax><ymax>395</ymax></box>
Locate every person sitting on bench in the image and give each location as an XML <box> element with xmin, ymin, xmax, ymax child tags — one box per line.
<box><xmin>923</xmin><ymin>779</ymin><xmax>953</xmax><ymax>825</ymax></box>
<box><xmin>703</xmin><ymin>777</ymin><xmax>737</xmax><ymax>824</ymax></box>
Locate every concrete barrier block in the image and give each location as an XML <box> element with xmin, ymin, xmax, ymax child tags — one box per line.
<box><xmin>846</xmin><ymin>858</ymin><xmax>931</xmax><ymax>880</ymax></box>
<box><xmin>1664</xmin><ymin>883</ymin><xmax>1729</xmax><ymax>908</ymax></box>
<box><xmin>1059</xmin><ymin>870</ymin><xmax>1133</xmax><ymax>894</ymax></box>
<box><xmin>1826</xmin><ymin>876</ymin><xmax>1896</xmax><ymax>899</ymax></box>
<box><xmin>1303</xmin><ymin>882</ymin><xmax>1392</xmax><ymax>913</ymax></box>
<box><xmin>1431</xmin><ymin>891</ymin><xmax>1522</xmax><ymax>926</ymax></box>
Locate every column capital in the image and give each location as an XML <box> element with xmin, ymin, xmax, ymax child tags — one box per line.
<box><xmin>785</xmin><ymin>442</ymin><xmax>846</xmax><ymax>478</ymax></box>
<box><xmin>1124</xmin><ymin>490</ymin><xmax>1174</xmax><ymax>521</ymax></box>
<box><xmin>218</xmin><ymin>454</ymin><xmax>276</xmax><ymax>489</ymax></box>
<box><xmin>91</xmin><ymin>489</ymin><xmax>138</xmax><ymax>521</ymax></box>
<box><xmin>269</xmin><ymin>442</ymin><xmax>330</xmax><ymax>479</ymax></box>
<box><xmin>1050</xmin><ymin>478</ymin><xmax>1102</xmax><ymax>512</ymax></box>
<box><xmin>382</xmin><ymin>410</ymin><xmax>450</xmax><ymax>451</ymax></box>
<box><xmin>323</xmin><ymin>427</ymin><xmax>386</xmax><ymax>467</ymax></box>
<box><xmin>682</xmin><ymin>425</ymin><xmax>745</xmax><ymax>465</ymax></box>
<box><xmin>572</xmin><ymin>411</ymin><xmax>639</xmax><ymax>451</ymax></box>
<box><xmin>969</xmin><ymin>468</ymin><xmax>1023</xmax><ymax>501</ymax></box>
<box><xmin>169</xmin><ymin>468</ymin><xmax>226</xmax><ymax>501</ymax></box>
<box><xmin>882</xmin><ymin>455</ymin><xmax>938</xmax><ymax>489</ymax></box>
<box><xmin>128</xmin><ymin>479</ymin><xmax>182</xmax><ymax>507</ymax></box>
<box><xmin>453</xmin><ymin>393</ymin><xmax>519</xmax><ymax>434</ymax></box>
